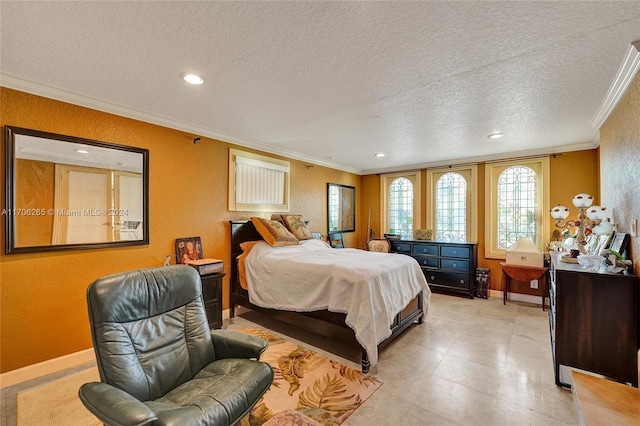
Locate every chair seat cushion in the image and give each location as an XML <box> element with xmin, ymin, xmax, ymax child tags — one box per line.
<box><xmin>145</xmin><ymin>358</ymin><xmax>273</xmax><ymax>426</ymax></box>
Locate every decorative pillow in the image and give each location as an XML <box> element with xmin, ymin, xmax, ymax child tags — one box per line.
<box><xmin>367</xmin><ymin>239</ymin><xmax>390</xmax><ymax>253</ymax></box>
<box><xmin>251</xmin><ymin>217</ymin><xmax>299</xmax><ymax>247</ymax></box>
<box><xmin>281</xmin><ymin>214</ymin><xmax>313</xmax><ymax>240</ymax></box>
<box><xmin>413</xmin><ymin>229</ymin><xmax>433</xmax><ymax>240</ymax></box>
<box><xmin>237</xmin><ymin>241</ymin><xmax>262</xmax><ymax>290</ymax></box>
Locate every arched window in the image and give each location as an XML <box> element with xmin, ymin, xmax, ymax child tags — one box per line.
<box><xmin>388</xmin><ymin>177</ymin><xmax>413</xmax><ymax>239</ymax></box>
<box><xmin>435</xmin><ymin>172</ymin><xmax>467</xmax><ymax>242</ymax></box>
<box><xmin>497</xmin><ymin>166</ymin><xmax>537</xmax><ymax>250</ymax></box>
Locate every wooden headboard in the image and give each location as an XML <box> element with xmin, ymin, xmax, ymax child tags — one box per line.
<box><xmin>229</xmin><ymin>219</ymin><xmax>310</xmax><ymax>294</ymax></box>
<box><xmin>229</xmin><ymin>220</ymin><xmax>263</xmax><ymax>292</ymax></box>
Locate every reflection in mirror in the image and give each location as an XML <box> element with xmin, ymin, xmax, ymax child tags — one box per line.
<box><xmin>327</xmin><ymin>183</ymin><xmax>355</xmax><ymax>233</ymax></box>
<box><xmin>5</xmin><ymin>126</ymin><xmax>149</xmax><ymax>254</ymax></box>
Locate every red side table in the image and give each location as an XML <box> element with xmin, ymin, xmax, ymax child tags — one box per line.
<box><xmin>500</xmin><ymin>263</ymin><xmax>549</xmax><ymax>310</ymax></box>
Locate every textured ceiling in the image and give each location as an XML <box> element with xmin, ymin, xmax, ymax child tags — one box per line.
<box><xmin>1</xmin><ymin>1</ymin><xmax>639</xmax><ymax>174</ymax></box>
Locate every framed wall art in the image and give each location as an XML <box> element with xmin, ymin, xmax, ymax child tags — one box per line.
<box><xmin>327</xmin><ymin>183</ymin><xmax>355</xmax><ymax>233</ymax></box>
<box><xmin>175</xmin><ymin>236</ymin><xmax>203</xmax><ymax>264</ymax></box>
<box><xmin>608</xmin><ymin>233</ymin><xmax>630</xmax><ymax>255</ymax></box>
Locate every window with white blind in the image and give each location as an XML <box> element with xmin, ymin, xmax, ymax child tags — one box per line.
<box><xmin>228</xmin><ymin>149</ymin><xmax>290</xmax><ymax>212</ymax></box>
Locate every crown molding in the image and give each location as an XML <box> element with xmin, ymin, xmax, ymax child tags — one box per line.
<box><xmin>0</xmin><ymin>74</ymin><xmax>362</xmax><ymax>175</ymax></box>
<box><xmin>364</xmin><ymin>139</ymin><xmax>598</xmax><ymax>175</ymax></box>
<box><xmin>590</xmin><ymin>41</ymin><xmax>640</xmax><ymax>129</ymax></box>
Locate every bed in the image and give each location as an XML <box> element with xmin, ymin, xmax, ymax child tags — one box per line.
<box><xmin>229</xmin><ymin>220</ymin><xmax>431</xmax><ymax>373</ymax></box>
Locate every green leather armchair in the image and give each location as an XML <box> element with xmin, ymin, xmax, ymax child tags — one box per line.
<box><xmin>79</xmin><ymin>265</ymin><xmax>274</xmax><ymax>426</ymax></box>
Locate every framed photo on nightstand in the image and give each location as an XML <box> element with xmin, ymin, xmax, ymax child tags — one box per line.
<box><xmin>608</xmin><ymin>233</ymin><xmax>629</xmax><ymax>255</ymax></box>
<box><xmin>592</xmin><ymin>233</ymin><xmax>613</xmax><ymax>256</ymax></box>
<box><xmin>175</xmin><ymin>236</ymin><xmax>203</xmax><ymax>264</ymax></box>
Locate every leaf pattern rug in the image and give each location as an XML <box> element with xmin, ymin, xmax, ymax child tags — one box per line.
<box><xmin>237</xmin><ymin>329</ymin><xmax>382</xmax><ymax>426</ymax></box>
<box><xmin>15</xmin><ymin>329</ymin><xmax>381</xmax><ymax>426</ymax></box>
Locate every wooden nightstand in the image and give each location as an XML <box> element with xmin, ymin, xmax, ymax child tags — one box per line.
<box><xmin>200</xmin><ymin>272</ymin><xmax>225</xmax><ymax>329</ymax></box>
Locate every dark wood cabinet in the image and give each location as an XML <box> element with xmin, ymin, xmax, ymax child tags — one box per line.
<box><xmin>549</xmin><ymin>252</ymin><xmax>638</xmax><ymax>387</ymax></box>
<box><xmin>390</xmin><ymin>240</ymin><xmax>478</xmax><ymax>298</ymax></box>
<box><xmin>200</xmin><ymin>272</ymin><xmax>225</xmax><ymax>329</ymax></box>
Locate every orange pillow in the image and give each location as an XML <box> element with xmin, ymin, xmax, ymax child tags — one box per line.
<box><xmin>251</xmin><ymin>217</ymin><xmax>299</xmax><ymax>247</ymax></box>
<box><xmin>281</xmin><ymin>214</ymin><xmax>313</xmax><ymax>240</ymax></box>
<box><xmin>237</xmin><ymin>241</ymin><xmax>262</xmax><ymax>289</ymax></box>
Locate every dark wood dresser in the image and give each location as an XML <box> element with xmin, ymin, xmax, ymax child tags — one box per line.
<box><xmin>549</xmin><ymin>252</ymin><xmax>639</xmax><ymax>387</ymax></box>
<box><xmin>390</xmin><ymin>239</ymin><xmax>478</xmax><ymax>298</ymax></box>
<box><xmin>200</xmin><ymin>272</ymin><xmax>225</xmax><ymax>329</ymax></box>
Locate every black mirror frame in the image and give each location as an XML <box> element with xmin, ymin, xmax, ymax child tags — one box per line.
<box><xmin>4</xmin><ymin>126</ymin><xmax>150</xmax><ymax>254</ymax></box>
<box><xmin>327</xmin><ymin>183</ymin><xmax>356</xmax><ymax>233</ymax></box>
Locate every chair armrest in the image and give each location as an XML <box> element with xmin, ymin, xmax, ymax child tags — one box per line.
<box><xmin>211</xmin><ymin>329</ymin><xmax>269</xmax><ymax>360</ymax></box>
<box><xmin>79</xmin><ymin>382</ymin><xmax>157</xmax><ymax>426</ymax></box>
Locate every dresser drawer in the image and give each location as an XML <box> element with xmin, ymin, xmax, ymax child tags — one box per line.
<box><xmin>425</xmin><ymin>270</ymin><xmax>471</xmax><ymax>289</ymax></box>
<box><xmin>412</xmin><ymin>243</ymin><xmax>438</xmax><ymax>256</ymax></box>
<box><xmin>440</xmin><ymin>258</ymin><xmax>470</xmax><ymax>272</ymax></box>
<box><xmin>440</xmin><ymin>246</ymin><xmax>470</xmax><ymax>259</ymax></box>
<box><xmin>392</xmin><ymin>242</ymin><xmax>412</xmax><ymax>254</ymax></box>
<box><xmin>413</xmin><ymin>255</ymin><xmax>438</xmax><ymax>268</ymax></box>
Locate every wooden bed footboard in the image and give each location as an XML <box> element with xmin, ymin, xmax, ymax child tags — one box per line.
<box><xmin>229</xmin><ymin>220</ymin><xmax>425</xmax><ymax>373</ymax></box>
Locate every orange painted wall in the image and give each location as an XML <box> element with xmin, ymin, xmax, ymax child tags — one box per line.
<box><xmin>600</xmin><ymin>71</ymin><xmax>640</xmax><ymax>275</ymax></box>
<box><xmin>360</xmin><ymin>174</ymin><xmax>382</xmax><ymax>241</ymax></box>
<box><xmin>361</xmin><ymin>150</ymin><xmax>600</xmax><ymax>294</ymax></box>
<box><xmin>481</xmin><ymin>150</ymin><xmax>599</xmax><ymax>294</ymax></box>
<box><xmin>3</xmin><ymin>71</ymin><xmax>634</xmax><ymax>374</ymax></box>
<box><xmin>15</xmin><ymin>159</ymin><xmax>55</xmax><ymax>246</ymax></box>
<box><xmin>0</xmin><ymin>88</ymin><xmax>360</xmax><ymax>373</ymax></box>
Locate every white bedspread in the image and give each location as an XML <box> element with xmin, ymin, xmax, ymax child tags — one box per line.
<box><xmin>243</xmin><ymin>239</ymin><xmax>431</xmax><ymax>367</ymax></box>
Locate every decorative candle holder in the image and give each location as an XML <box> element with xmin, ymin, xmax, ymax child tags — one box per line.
<box><xmin>550</xmin><ymin>193</ymin><xmax>610</xmax><ymax>254</ymax></box>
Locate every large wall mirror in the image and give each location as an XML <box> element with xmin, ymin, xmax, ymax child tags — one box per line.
<box><xmin>4</xmin><ymin>126</ymin><xmax>149</xmax><ymax>254</ymax></box>
<box><xmin>327</xmin><ymin>183</ymin><xmax>355</xmax><ymax>233</ymax></box>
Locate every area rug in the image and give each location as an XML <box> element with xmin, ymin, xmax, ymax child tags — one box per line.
<box><xmin>16</xmin><ymin>367</ymin><xmax>101</xmax><ymax>426</ymax></box>
<box><xmin>16</xmin><ymin>329</ymin><xmax>380</xmax><ymax>426</ymax></box>
<box><xmin>237</xmin><ymin>329</ymin><xmax>381</xmax><ymax>425</ymax></box>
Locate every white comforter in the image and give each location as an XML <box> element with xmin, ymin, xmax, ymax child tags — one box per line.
<box><xmin>244</xmin><ymin>239</ymin><xmax>431</xmax><ymax>367</ymax></box>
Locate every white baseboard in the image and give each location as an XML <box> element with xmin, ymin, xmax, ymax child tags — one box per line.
<box><xmin>488</xmin><ymin>289</ymin><xmax>548</xmax><ymax>307</ymax></box>
<box><xmin>1</xmin><ymin>309</ymin><xmax>235</xmax><ymax>389</ymax></box>
<box><xmin>0</xmin><ymin>348</ymin><xmax>96</xmax><ymax>389</ymax></box>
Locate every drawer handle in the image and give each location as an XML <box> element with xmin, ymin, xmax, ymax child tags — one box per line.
<box><xmin>452</xmin><ymin>250</ymin><xmax>457</xmax><ymax>255</ymax></box>
<box><xmin>460</xmin><ymin>280</ymin><xmax>465</xmax><ymax>284</ymax></box>
<box><xmin>452</xmin><ymin>263</ymin><xmax>457</xmax><ymax>268</ymax></box>
<box><xmin>430</xmin><ymin>275</ymin><xmax>435</xmax><ymax>280</ymax></box>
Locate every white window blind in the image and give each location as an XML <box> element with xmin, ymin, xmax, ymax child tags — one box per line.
<box><xmin>229</xmin><ymin>149</ymin><xmax>290</xmax><ymax>212</ymax></box>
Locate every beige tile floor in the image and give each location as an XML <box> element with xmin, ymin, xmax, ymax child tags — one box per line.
<box><xmin>1</xmin><ymin>293</ymin><xmax>576</xmax><ymax>426</ymax></box>
<box><xmin>229</xmin><ymin>293</ymin><xmax>577</xmax><ymax>426</ymax></box>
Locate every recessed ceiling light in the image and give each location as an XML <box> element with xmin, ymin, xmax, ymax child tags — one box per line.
<box><xmin>75</xmin><ymin>149</ymin><xmax>89</xmax><ymax>154</ymax></box>
<box><xmin>488</xmin><ymin>133</ymin><xmax>505</xmax><ymax>139</ymax></box>
<box><xmin>375</xmin><ymin>153</ymin><xmax>386</xmax><ymax>158</ymax></box>
<box><xmin>181</xmin><ymin>73</ymin><xmax>204</xmax><ymax>85</ymax></box>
